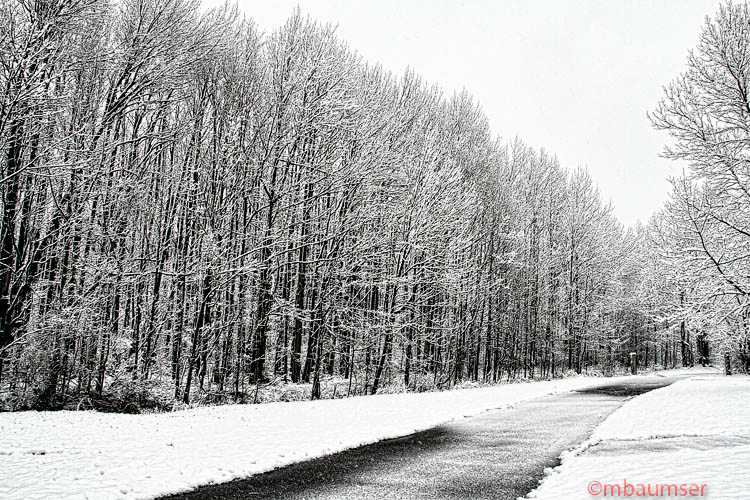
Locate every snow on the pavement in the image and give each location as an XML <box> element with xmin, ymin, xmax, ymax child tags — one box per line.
<box><xmin>0</xmin><ymin>375</ymin><xmax>633</xmax><ymax>500</ymax></box>
<box><xmin>526</xmin><ymin>371</ymin><xmax>750</xmax><ymax>500</ymax></box>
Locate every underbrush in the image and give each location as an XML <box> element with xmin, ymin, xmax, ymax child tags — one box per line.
<box><xmin>0</xmin><ymin>363</ymin><xmax>648</xmax><ymax>414</ymax></box>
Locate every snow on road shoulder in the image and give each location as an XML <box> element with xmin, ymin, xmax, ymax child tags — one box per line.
<box><xmin>0</xmin><ymin>375</ymin><xmax>630</xmax><ymax>500</ymax></box>
<box><xmin>593</xmin><ymin>375</ymin><xmax>750</xmax><ymax>440</ymax></box>
<box><xmin>526</xmin><ymin>373</ymin><xmax>750</xmax><ymax>500</ymax></box>
<box><xmin>650</xmin><ymin>366</ymin><xmax>720</xmax><ymax>378</ymax></box>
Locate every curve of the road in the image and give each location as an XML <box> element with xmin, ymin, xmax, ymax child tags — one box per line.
<box><xmin>161</xmin><ymin>377</ymin><xmax>676</xmax><ymax>500</ymax></box>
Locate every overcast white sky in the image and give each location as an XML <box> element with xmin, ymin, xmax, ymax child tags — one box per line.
<box><xmin>207</xmin><ymin>0</ymin><xmax>722</xmax><ymax>227</ymax></box>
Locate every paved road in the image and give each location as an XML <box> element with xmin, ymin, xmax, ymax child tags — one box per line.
<box><xmin>161</xmin><ymin>377</ymin><xmax>676</xmax><ymax>500</ymax></box>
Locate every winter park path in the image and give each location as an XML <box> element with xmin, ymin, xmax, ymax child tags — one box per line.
<box><xmin>7</xmin><ymin>370</ymin><xmax>742</xmax><ymax>500</ymax></box>
<box><xmin>160</xmin><ymin>377</ymin><xmax>677</xmax><ymax>500</ymax></box>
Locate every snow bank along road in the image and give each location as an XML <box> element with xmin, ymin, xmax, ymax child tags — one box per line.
<box><xmin>527</xmin><ymin>370</ymin><xmax>750</xmax><ymax>500</ymax></box>
<box><xmin>0</xmin><ymin>372</ymin><xmax>710</xmax><ymax>500</ymax></box>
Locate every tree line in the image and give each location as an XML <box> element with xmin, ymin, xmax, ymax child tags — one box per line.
<box><xmin>0</xmin><ymin>0</ymin><xmax>744</xmax><ymax>411</ymax></box>
<box><xmin>646</xmin><ymin>1</ymin><xmax>750</xmax><ymax>375</ymax></box>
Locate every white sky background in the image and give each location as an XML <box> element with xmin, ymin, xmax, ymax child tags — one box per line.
<box><xmin>204</xmin><ymin>0</ymin><xmax>722</xmax><ymax>227</ymax></box>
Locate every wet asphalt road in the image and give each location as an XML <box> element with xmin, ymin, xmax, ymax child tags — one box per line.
<box><xmin>161</xmin><ymin>377</ymin><xmax>676</xmax><ymax>500</ymax></box>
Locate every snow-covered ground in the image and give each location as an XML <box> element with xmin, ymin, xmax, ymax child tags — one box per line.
<box><xmin>0</xmin><ymin>374</ymin><xmax>641</xmax><ymax>500</ymax></box>
<box><xmin>527</xmin><ymin>370</ymin><xmax>750</xmax><ymax>500</ymax></box>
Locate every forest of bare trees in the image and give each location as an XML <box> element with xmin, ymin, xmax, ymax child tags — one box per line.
<box><xmin>0</xmin><ymin>0</ymin><xmax>747</xmax><ymax>412</ymax></box>
<box><xmin>648</xmin><ymin>2</ymin><xmax>750</xmax><ymax>376</ymax></box>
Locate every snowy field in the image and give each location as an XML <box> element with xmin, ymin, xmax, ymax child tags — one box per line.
<box><xmin>0</xmin><ymin>375</ymin><xmax>642</xmax><ymax>500</ymax></box>
<box><xmin>527</xmin><ymin>369</ymin><xmax>750</xmax><ymax>499</ymax></box>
